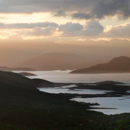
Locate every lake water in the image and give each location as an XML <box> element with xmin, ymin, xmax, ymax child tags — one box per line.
<box><xmin>15</xmin><ymin>70</ymin><xmax>130</xmax><ymax>83</ymax></box>
<box><xmin>71</xmin><ymin>97</ymin><xmax>130</xmax><ymax>115</ymax></box>
<box><xmin>39</xmin><ymin>87</ymin><xmax>112</xmax><ymax>95</ymax></box>
<box><xmin>14</xmin><ymin>70</ymin><xmax>130</xmax><ymax>115</ymax></box>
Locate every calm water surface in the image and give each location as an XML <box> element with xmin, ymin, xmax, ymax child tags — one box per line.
<box><xmin>71</xmin><ymin>97</ymin><xmax>130</xmax><ymax>115</ymax></box>
<box><xmin>15</xmin><ymin>70</ymin><xmax>130</xmax><ymax>83</ymax></box>
<box><xmin>39</xmin><ymin>87</ymin><xmax>112</xmax><ymax>95</ymax></box>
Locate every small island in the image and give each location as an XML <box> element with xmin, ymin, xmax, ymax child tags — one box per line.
<box><xmin>18</xmin><ymin>72</ymin><xmax>37</xmax><ymax>76</ymax></box>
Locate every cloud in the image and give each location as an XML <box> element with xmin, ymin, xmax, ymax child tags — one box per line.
<box><xmin>0</xmin><ymin>21</ymin><xmax>104</xmax><ymax>37</ymax></box>
<box><xmin>54</xmin><ymin>10</ymin><xmax>66</xmax><ymax>17</ymax></box>
<box><xmin>92</xmin><ymin>0</ymin><xmax>130</xmax><ymax>19</ymax></box>
<box><xmin>56</xmin><ymin>0</ymin><xmax>130</xmax><ymax>20</ymax></box>
<box><xmin>58</xmin><ymin>22</ymin><xmax>83</xmax><ymax>36</ymax></box>
<box><xmin>104</xmin><ymin>23</ymin><xmax>130</xmax><ymax>38</ymax></box>
<box><xmin>59</xmin><ymin>21</ymin><xmax>104</xmax><ymax>37</ymax></box>
<box><xmin>0</xmin><ymin>0</ymin><xmax>129</xmax><ymax>20</ymax></box>
<box><xmin>0</xmin><ymin>22</ymin><xmax>59</xmax><ymax>38</ymax></box>
<box><xmin>71</xmin><ymin>12</ymin><xmax>91</xmax><ymax>20</ymax></box>
<box><xmin>30</xmin><ymin>27</ymin><xmax>57</xmax><ymax>36</ymax></box>
<box><xmin>0</xmin><ymin>22</ymin><xmax>59</xmax><ymax>29</ymax></box>
<box><xmin>82</xmin><ymin>21</ymin><xmax>104</xmax><ymax>36</ymax></box>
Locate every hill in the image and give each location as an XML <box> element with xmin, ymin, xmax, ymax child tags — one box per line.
<box><xmin>0</xmin><ymin>71</ymin><xmax>130</xmax><ymax>130</ymax></box>
<box><xmin>0</xmin><ymin>71</ymin><xmax>37</xmax><ymax>90</ymax></box>
<box><xmin>0</xmin><ymin>70</ymin><xmax>94</xmax><ymax>130</ymax></box>
<box><xmin>71</xmin><ymin>56</ymin><xmax>130</xmax><ymax>73</ymax></box>
<box><xmin>13</xmin><ymin>53</ymin><xmax>97</xmax><ymax>70</ymax></box>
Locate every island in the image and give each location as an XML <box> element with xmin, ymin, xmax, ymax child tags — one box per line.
<box><xmin>18</xmin><ymin>72</ymin><xmax>37</xmax><ymax>76</ymax></box>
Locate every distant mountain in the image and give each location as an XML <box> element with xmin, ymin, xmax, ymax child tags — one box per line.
<box><xmin>71</xmin><ymin>56</ymin><xmax>130</xmax><ymax>73</ymax></box>
<box><xmin>14</xmin><ymin>53</ymin><xmax>97</xmax><ymax>70</ymax></box>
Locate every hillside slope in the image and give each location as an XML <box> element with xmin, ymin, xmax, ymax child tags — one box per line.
<box><xmin>71</xmin><ymin>56</ymin><xmax>130</xmax><ymax>73</ymax></box>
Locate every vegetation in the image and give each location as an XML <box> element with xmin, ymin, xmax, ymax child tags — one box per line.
<box><xmin>0</xmin><ymin>71</ymin><xmax>130</xmax><ymax>130</ymax></box>
<box><xmin>1</xmin><ymin>103</ymin><xmax>130</xmax><ymax>130</ymax></box>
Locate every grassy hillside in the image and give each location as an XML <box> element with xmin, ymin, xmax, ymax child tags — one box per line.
<box><xmin>0</xmin><ymin>71</ymin><xmax>130</xmax><ymax>130</ymax></box>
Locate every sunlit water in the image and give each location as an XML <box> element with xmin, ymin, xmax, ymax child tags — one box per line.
<box><xmin>14</xmin><ymin>70</ymin><xmax>130</xmax><ymax>83</ymax></box>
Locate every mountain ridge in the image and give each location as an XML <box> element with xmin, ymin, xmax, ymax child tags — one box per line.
<box><xmin>71</xmin><ymin>56</ymin><xmax>130</xmax><ymax>73</ymax></box>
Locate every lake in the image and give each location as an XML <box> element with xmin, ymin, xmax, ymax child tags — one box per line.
<box><xmin>14</xmin><ymin>70</ymin><xmax>130</xmax><ymax>115</ymax></box>
<box><xmin>71</xmin><ymin>97</ymin><xmax>130</xmax><ymax>115</ymax></box>
<box><xmin>15</xmin><ymin>70</ymin><xmax>130</xmax><ymax>83</ymax></box>
<box><xmin>39</xmin><ymin>87</ymin><xmax>112</xmax><ymax>95</ymax></box>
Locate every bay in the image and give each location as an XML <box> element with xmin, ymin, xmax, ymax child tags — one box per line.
<box><xmin>15</xmin><ymin>70</ymin><xmax>130</xmax><ymax>83</ymax></box>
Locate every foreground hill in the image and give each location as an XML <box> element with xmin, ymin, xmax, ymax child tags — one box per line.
<box><xmin>71</xmin><ymin>56</ymin><xmax>130</xmax><ymax>73</ymax></box>
<box><xmin>0</xmin><ymin>71</ymin><xmax>36</xmax><ymax>90</ymax></box>
<box><xmin>0</xmin><ymin>70</ymin><xmax>100</xmax><ymax>130</ymax></box>
<box><xmin>14</xmin><ymin>53</ymin><xmax>97</xmax><ymax>70</ymax></box>
<box><xmin>1</xmin><ymin>71</ymin><xmax>130</xmax><ymax>130</ymax></box>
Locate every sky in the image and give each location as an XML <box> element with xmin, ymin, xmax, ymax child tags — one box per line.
<box><xmin>0</xmin><ymin>0</ymin><xmax>130</xmax><ymax>66</ymax></box>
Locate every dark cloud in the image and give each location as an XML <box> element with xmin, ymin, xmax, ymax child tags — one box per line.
<box><xmin>71</xmin><ymin>13</ymin><xmax>91</xmax><ymax>20</ymax></box>
<box><xmin>0</xmin><ymin>22</ymin><xmax>59</xmax><ymax>29</ymax></box>
<box><xmin>0</xmin><ymin>0</ymin><xmax>129</xmax><ymax>20</ymax></box>
<box><xmin>59</xmin><ymin>21</ymin><xmax>104</xmax><ymax>37</ymax></box>
<box><xmin>58</xmin><ymin>22</ymin><xmax>83</xmax><ymax>36</ymax></box>
<box><xmin>54</xmin><ymin>10</ymin><xmax>66</xmax><ymax>17</ymax></box>
<box><xmin>0</xmin><ymin>0</ymin><xmax>92</xmax><ymax>13</ymax></box>
<box><xmin>92</xmin><ymin>0</ymin><xmax>130</xmax><ymax>19</ymax></box>
<box><xmin>59</xmin><ymin>22</ymin><xmax>83</xmax><ymax>31</ymax></box>
<box><xmin>82</xmin><ymin>21</ymin><xmax>104</xmax><ymax>36</ymax></box>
